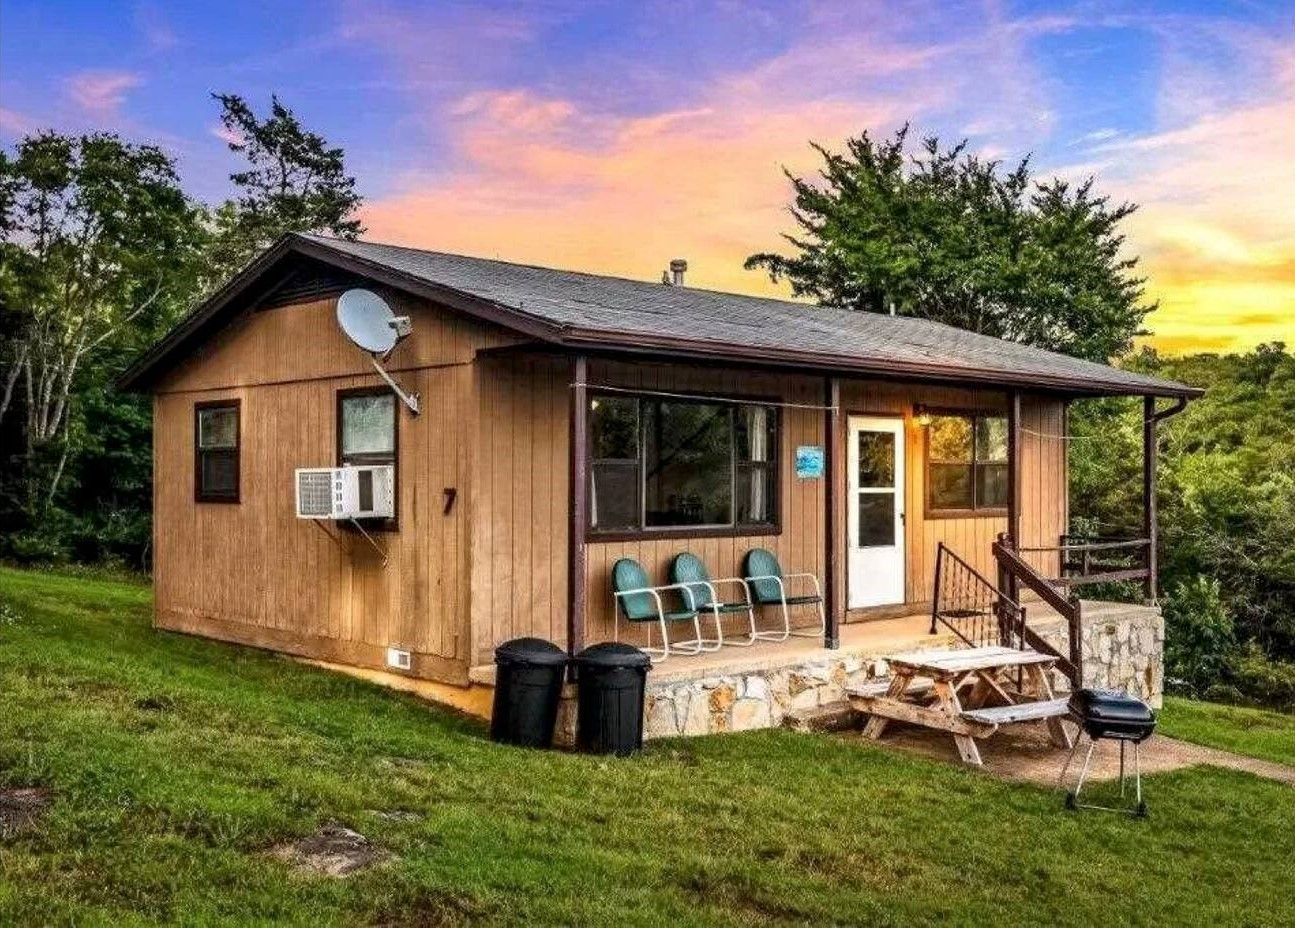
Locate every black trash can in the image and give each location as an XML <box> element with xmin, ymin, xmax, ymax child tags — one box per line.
<box><xmin>573</xmin><ymin>642</ymin><xmax>651</xmax><ymax>756</ymax></box>
<box><xmin>490</xmin><ymin>637</ymin><xmax>568</xmax><ymax>748</ymax></box>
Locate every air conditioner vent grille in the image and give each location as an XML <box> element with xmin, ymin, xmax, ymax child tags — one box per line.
<box><xmin>297</xmin><ymin>470</ymin><xmax>334</xmax><ymax>517</ymax></box>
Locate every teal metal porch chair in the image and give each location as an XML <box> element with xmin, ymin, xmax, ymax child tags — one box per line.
<box><xmin>611</xmin><ymin>558</ymin><xmax>713</xmax><ymax>662</ymax></box>
<box><xmin>742</xmin><ymin>548</ymin><xmax>825</xmax><ymax>640</ymax></box>
<box><xmin>669</xmin><ymin>552</ymin><xmax>775</xmax><ymax>647</ymax></box>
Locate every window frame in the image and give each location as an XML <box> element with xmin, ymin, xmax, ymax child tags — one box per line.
<box><xmin>193</xmin><ymin>399</ymin><xmax>241</xmax><ymax>504</ymax></box>
<box><xmin>336</xmin><ymin>386</ymin><xmax>399</xmax><ymax>531</ymax></box>
<box><xmin>923</xmin><ymin>408</ymin><xmax>1009</xmax><ymax>519</ymax></box>
<box><xmin>585</xmin><ymin>390</ymin><xmax>782</xmax><ymax>542</ymax></box>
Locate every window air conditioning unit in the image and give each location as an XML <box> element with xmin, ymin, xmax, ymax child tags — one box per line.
<box><xmin>295</xmin><ymin>465</ymin><xmax>394</xmax><ymax>520</ymax></box>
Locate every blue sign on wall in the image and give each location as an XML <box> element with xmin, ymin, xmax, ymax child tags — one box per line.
<box><xmin>795</xmin><ymin>445</ymin><xmax>825</xmax><ymax>479</ymax></box>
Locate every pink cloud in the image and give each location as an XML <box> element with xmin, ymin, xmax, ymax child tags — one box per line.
<box><xmin>65</xmin><ymin>70</ymin><xmax>142</xmax><ymax>116</ymax></box>
<box><xmin>0</xmin><ymin>106</ymin><xmax>38</xmax><ymax>135</ymax></box>
<box><xmin>359</xmin><ymin>6</ymin><xmax>1064</xmax><ymax>297</ymax></box>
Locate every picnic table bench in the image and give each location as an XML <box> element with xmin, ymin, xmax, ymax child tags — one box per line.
<box><xmin>846</xmin><ymin>645</ymin><xmax>1074</xmax><ymax>766</ymax></box>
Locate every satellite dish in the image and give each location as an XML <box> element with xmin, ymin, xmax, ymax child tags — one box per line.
<box><xmin>337</xmin><ymin>288</ymin><xmax>404</xmax><ymax>355</ymax></box>
<box><xmin>336</xmin><ymin>288</ymin><xmax>420</xmax><ymax>416</ymax></box>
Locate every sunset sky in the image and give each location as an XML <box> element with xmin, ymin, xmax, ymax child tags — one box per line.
<box><xmin>1</xmin><ymin>0</ymin><xmax>1291</xmax><ymax>355</ymax></box>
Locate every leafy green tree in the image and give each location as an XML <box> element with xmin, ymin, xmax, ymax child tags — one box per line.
<box><xmin>0</xmin><ymin>132</ymin><xmax>205</xmax><ymax>512</ymax></box>
<box><xmin>206</xmin><ymin>93</ymin><xmax>363</xmax><ymax>281</ymax></box>
<box><xmin>747</xmin><ymin>125</ymin><xmax>1152</xmax><ymax>361</ymax></box>
<box><xmin>1070</xmin><ymin>343</ymin><xmax>1295</xmax><ymax>668</ymax></box>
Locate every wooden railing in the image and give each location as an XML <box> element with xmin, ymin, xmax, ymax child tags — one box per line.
<box><xmin>991</xmin><ymin>536</ymin><xmax>1081</xmax><ymax>686</ymax></box>
<box><xmin>931</xmin><ymin>542</ymin><xmax>1026</xmax><ymax>652</ymax></box>
<box><xmin>1054</xmin><ymin>534</ymin><xmax>1152</xmax><ymax>591</ymax></box>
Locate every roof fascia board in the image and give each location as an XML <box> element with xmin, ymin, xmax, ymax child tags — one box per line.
<box><xmin>555</xmin><ymin>328</ymin><xmax>1203</xmax><ymax>399</ymax></box>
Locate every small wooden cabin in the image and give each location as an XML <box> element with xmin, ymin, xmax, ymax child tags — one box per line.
<box><xmin>120</xmin><ymin>234</ymin><xmax>1199</xmax><ymax>698</ymax></box>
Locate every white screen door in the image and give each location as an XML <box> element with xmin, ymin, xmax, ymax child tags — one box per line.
<box><xmin>847</xmin><ymin>416</ymin><xmax>905</xmax><ymax>609</ymax></box>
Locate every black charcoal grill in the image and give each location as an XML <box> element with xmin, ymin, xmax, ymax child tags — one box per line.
<box><xmin>1059</xmin><ymin>688</ymin><xmax>1157</xmax><ymax>817</ymax></box>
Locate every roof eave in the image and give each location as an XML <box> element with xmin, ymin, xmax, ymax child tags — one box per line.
<box><xmin>555</xmin><ymin>327</ymin><xmax>1204</xmax><ymax>399</ymax></box>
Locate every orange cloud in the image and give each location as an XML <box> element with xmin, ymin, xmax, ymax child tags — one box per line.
<box><xmin>1111</xmin><ymin>46</ymin><xmax>1295</xmax><ymax>353</ymax></box>
<box><xmin>361</xmin><ymin>10</ymin><xmax>1058</xmax><ymax>297</ymax></box>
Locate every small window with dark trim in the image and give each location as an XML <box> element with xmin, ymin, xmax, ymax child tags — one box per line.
<box><xmin>195</xmin><ymin>400</ymin><xmax>240</xmax><ymax>503</ymax></box>
<box><xmin>926</xmin><ymin>412</ymin><xmax>1008</xmax><ymax>514</ymax></box>
<box><xmin>337</xmin><ymin>388</ymin><xmax>398</xmax><ymax>526</ymax></box>
<box><xmin>588</xmin><ymin>393</ymin><xmax>778</xmax><ymax>536</ymax></box>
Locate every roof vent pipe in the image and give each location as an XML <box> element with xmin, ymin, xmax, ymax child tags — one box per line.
<box><xmin>669</xmin><ymin>258</ymin><xmax>687</xmax><ymax>286</ymax></box>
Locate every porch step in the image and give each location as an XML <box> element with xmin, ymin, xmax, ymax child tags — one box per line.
<box><xmin>845</xmin><ymin>676</ymin><xmax>935</xmax><ymax>700</ymax></box>
<box><xmin>959</xmin><ymin>697</ymin><xmax>1070</xmax><ymax>726</ymax></box>
<box><xmin>782</xmin><ymin>701</ymin><xmax>861</xmax><ymax>733</ymax></box>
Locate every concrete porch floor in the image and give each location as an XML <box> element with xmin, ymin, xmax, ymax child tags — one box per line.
<box><xmin>645</xmin><ymin>600</ymin><xmax>1077</xmax><ymax>684</ymax></box>
<box><xmin>647</xmin><ymin>610</ymin><xmax>959</xmax><ymax>683</ymax></box>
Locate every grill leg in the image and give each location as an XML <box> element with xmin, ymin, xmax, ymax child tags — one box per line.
<box><xmin>1119</xmin><ymin>741</ymin><xmax>1127</xmax><ymax>798</ymax></box>
<box><xmin>1066</xmin><ymin>740</ymin><xmax>1097</xmax><ymax>809</ymax></box>
<box><xmin>1057</xmin><ymin>732</ymin><xmax>1084</xmax><ymax>793</ymax></box>
<box><xmin>1135</xmin><ymin>741</ymin><xmax>1148</xmax><ymax>817</ymax></box>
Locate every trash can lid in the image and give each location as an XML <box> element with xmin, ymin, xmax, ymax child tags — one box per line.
<box><xmin>574</xmin><ymin>641</ymin><xmax>652</xmax><ymax>669</ymax></box>
<box><xmin>494</xmin><ymin>637</ymin><xmax>568</xmax><ymax>666</ymax></box>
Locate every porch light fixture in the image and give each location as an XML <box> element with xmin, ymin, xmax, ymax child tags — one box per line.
<box><xmin>915</xmin><ymin>405</ymin><xmax>933</xmax><ymax>428</ymax></box>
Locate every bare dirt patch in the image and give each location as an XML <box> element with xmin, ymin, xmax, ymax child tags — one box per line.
<box><xmin>269</xmin><ymin>823</ymin><xmax>392</xmax><ymax>877</ymax></box>
<box><xmin>0</xmin><ymin>787</ymin><xmax>52</xmax><ymax>839</ymax></box>
<box><xmin>847</xmin><ymin>721</ymin><xmax>1295</xmax><ymax>787</ymax></box>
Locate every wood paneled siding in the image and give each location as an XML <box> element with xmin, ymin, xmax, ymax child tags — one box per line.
<box><xmin>153</xmin><ymin>291</ymin><xmax>516</xmax><ymax>684</ymax></box>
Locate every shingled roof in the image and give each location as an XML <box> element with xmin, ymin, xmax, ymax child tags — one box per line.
<box><xmin>120</xmin><ymin>233</ymin><xmax>1200</xmax><ymax>398</ymax></box>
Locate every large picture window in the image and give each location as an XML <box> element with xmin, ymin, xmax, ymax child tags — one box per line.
<box><xmin>337</xmin><ymin>388</ymin><xmax>398</xmax><ymax>526</ymax></box>
<box><xmin>194</xmin><ymin>400</ymin><xmax>240</xmax><ymax>503</ymax></box>
<box><xmin>926</xmin><ymin>412</ymin><xmax>1008</xmax><ymax>515</ymax></box>
<box><xmin>589</xmin><ymin>394</ymin><xmax>778</xmax><ymax>537</ymax></box>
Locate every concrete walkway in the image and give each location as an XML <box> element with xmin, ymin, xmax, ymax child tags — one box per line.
<box><xmin>847</xmin><ymin>721</ymin><xmax>1295</xmax><ymax>787</ymax></box>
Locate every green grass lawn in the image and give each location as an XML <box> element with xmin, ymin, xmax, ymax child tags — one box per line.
<box><xmin>1158</xmin><ymin>696</ymin><xmax>1295</xmax><ymax>767</ymax></box>
<box><xmin>2</xmin><ymin>566</ymin><xmax>1293</xmax><ymax>928</ymax></box>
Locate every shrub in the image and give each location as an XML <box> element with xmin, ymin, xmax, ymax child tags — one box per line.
<box><xmin>1225</xmin><ymin>644</ymin><xmax>1295</xmax><ymax>712</ymax></box>
<box><xmin>1162</xmin><ymin>575</ymin><xmax>1236</xmax><ymax>693</ymax></box>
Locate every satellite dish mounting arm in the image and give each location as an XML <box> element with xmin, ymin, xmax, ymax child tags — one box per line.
<box><xmin>370</xmin><ymin>354</ymin><xmax>420</xmax><ymax>416</ymax></box>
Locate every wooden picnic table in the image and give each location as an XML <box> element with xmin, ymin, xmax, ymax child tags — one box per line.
<box><xmin>847</xmin><ymin>645</ymin><xmax>1074</xmax><ymax>766</ymax></box>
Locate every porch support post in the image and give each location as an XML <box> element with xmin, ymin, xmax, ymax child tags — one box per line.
<box><xmin>1005</xmin><ymin>391</ymin><xmax>1022</xmax><ymax>605</ymax></box>
<box><xmin>824</xmin><ymin>376</ymin><xmax>841</xmax><ymax>649</ymax></box>
<box><xmin>568</xmin><ymin>354</ymin><xmax>589</xmax><ymax>657</ymax></box>
<box><xmin>1007</xmin><ymin>390</ymin><xmax>1022</xmax><ymax>547</ymax></box>
<box><xmin>1142</xmin><ymin>395</ymin><xmax>1158</xmax><ymax>603</ymax></box>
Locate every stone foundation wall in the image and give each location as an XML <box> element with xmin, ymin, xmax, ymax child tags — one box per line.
<box><xmin>634</xmin><ymin>601</ymin><xmax>1164</xmax><ymax>740</ymax></box>
<box><xmin>644</xmin><ymin>654</ymin><xmax>891</xmax><ymax>738</ymax></box>
<box><xmin>1032</xmin><ymin>601</ymin><xmax>1164</xmax><ymax>708</ymax></box>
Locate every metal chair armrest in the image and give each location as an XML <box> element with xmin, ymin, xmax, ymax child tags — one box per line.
<box><xmin>614</xmin><ymin>582</ymin><xmax>700</xmax><ymax>617</ymax></box>
<box><xmin>744</xmin><ymin>573</ymin><xmax>788</xmax><ymax>602</ymax></box>
<box><xmin>708</xmin><ymin>577</ymin><xmax>753</xmax><ymax>604</ymax></box>
<box><xmin>674</xmin><ymin>579</ymin><xmax>721</xmax><ymax>611</ymax></box>
<box><xmin>783</xmin><ymin>572</ymin><xmax>823</xmax><ymax>598</ymax></box>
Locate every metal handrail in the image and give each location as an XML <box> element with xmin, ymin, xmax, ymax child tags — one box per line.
<box><xmin>930</xmin><ymin>542</ymin><xmax>1026</xmax><ymax>651</ymax></box>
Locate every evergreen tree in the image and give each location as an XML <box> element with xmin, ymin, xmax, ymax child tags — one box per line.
<box><xmin>746</xmin><ymin>125</ymin><xmax>1152</xmax><ymax>362</ymax></box>
<box><xmin>207</xmin><ymin>93</ymin><xmax>363</xmax><ymax>280</ymax></box>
